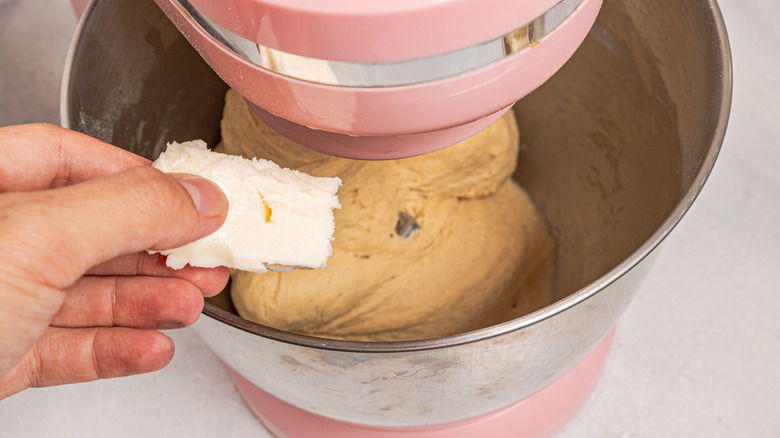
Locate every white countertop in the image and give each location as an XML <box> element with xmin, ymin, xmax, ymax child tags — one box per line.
<box><xmin>1</xmin><ymin>0</ymin><xmax>778</xmax><ymax>437</ymax></box>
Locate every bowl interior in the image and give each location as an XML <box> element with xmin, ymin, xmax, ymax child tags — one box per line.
<box><xmin>63</xmin><ymin>0</ymin><xmax>728</xmax><ymax>338</ymax></box>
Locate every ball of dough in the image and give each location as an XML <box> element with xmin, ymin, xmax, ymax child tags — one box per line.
<box><xmin>220</xmin><ymin>90</ymin><xmax>556</xmax><ymax>341</ymax></box>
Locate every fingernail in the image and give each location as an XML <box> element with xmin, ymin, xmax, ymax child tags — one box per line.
<box><xmin>174</xmin><ymin>175</ymin><xmax>228</xmax><ymax>218</ymax></box>
<box><xmin>159</xmin><ymin>320</ymin><xmax>187</xmax><ymax>330</ymax></box>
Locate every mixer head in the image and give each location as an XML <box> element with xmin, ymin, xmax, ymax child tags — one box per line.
<box><xmin>153</xmin><ymin>0</ymin><xmax>602</xmax><ymax>159</ymax></box>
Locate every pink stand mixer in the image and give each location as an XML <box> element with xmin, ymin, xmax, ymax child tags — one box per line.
<box><xmin>63</xmin><ymin>0</ymin><xmax>731</xmax><ymax>436</ymax></box>
<box><xmin>150</xmin><ymin>1</ymin><xmax>605</xmax><ymax>435</ymax></box>
<box><xmin>151</xmin><ymin>0</ymin><xmax>602</xmax><ymax>159</ymax></box>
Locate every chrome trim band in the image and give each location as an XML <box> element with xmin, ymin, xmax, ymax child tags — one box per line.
<box><xmin>175</xmin><ymin>0</ymin><xmax>584</xmax><ymax>87</ymax></box>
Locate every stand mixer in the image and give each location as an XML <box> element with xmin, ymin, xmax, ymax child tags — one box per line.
<box><xmin>151</xmin><ymin>0</ymin><xmax>602</xmax><ymax>159</ymax></box>
<box><xmin>63</xmin><ymin>0</ymin><xmax>731</xmax><ymax>436</ymax></box>
<box><xmin>150</xmin><ymin>1</ymin><xmax>604</xmax><ymax>434</ymax></box>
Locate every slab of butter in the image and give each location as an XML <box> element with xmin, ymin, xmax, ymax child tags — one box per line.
<box><xmin>150</xmin><ymin>140</ymin><xmax>341</xmax><ymax>274</ymax></box>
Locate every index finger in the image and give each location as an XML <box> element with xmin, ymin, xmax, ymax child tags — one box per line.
<box><xmin>0</xmin><ymin>123</ymin><xmax>149</xmax><ymax>192</ymax></box>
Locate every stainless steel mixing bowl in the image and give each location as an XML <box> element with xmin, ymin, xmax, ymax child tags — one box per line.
<box><xmin>62</xmin><ymin>0</ymin><xmax>731</xmax><ymax>428</ymax></box>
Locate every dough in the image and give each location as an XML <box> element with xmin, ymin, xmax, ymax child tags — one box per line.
<box><xmin>220</xmin><ymin>90</ymin><xmax>556</xmax><ymax>341</ymax></box>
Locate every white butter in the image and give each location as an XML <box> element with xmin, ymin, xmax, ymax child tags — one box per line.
<box><xmin>150</xmin><ymin>140</ymin><xmax>341</xmax><ymax>274</ymax></box>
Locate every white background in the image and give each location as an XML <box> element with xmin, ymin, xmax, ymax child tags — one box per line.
<box><xmin>0</xmin><ymin>0</ymin><xmax>778</xmax><ymax>436</ymax></box>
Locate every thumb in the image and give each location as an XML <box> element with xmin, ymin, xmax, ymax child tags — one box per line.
<box><xmin>0</xmin><ymin>165</ymin><xmax>228</xmax><ymax>290</ymax></box>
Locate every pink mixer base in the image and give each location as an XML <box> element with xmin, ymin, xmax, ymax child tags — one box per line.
<box><xmin>226</xmin><ymin>328</ymin><xmax>615</xmax><ymax>438</ymax></box>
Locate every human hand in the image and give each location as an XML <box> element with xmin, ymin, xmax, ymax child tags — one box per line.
<box><xmin>0</xmin><ymin>124</ymin><xmax>229</xmax><ymax>399</ymax></box>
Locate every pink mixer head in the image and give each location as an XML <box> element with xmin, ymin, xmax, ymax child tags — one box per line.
<box><xmin>154</xmin><ymin>0</ymin><xmax>603</xmax><ymax>159</ymax></box>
